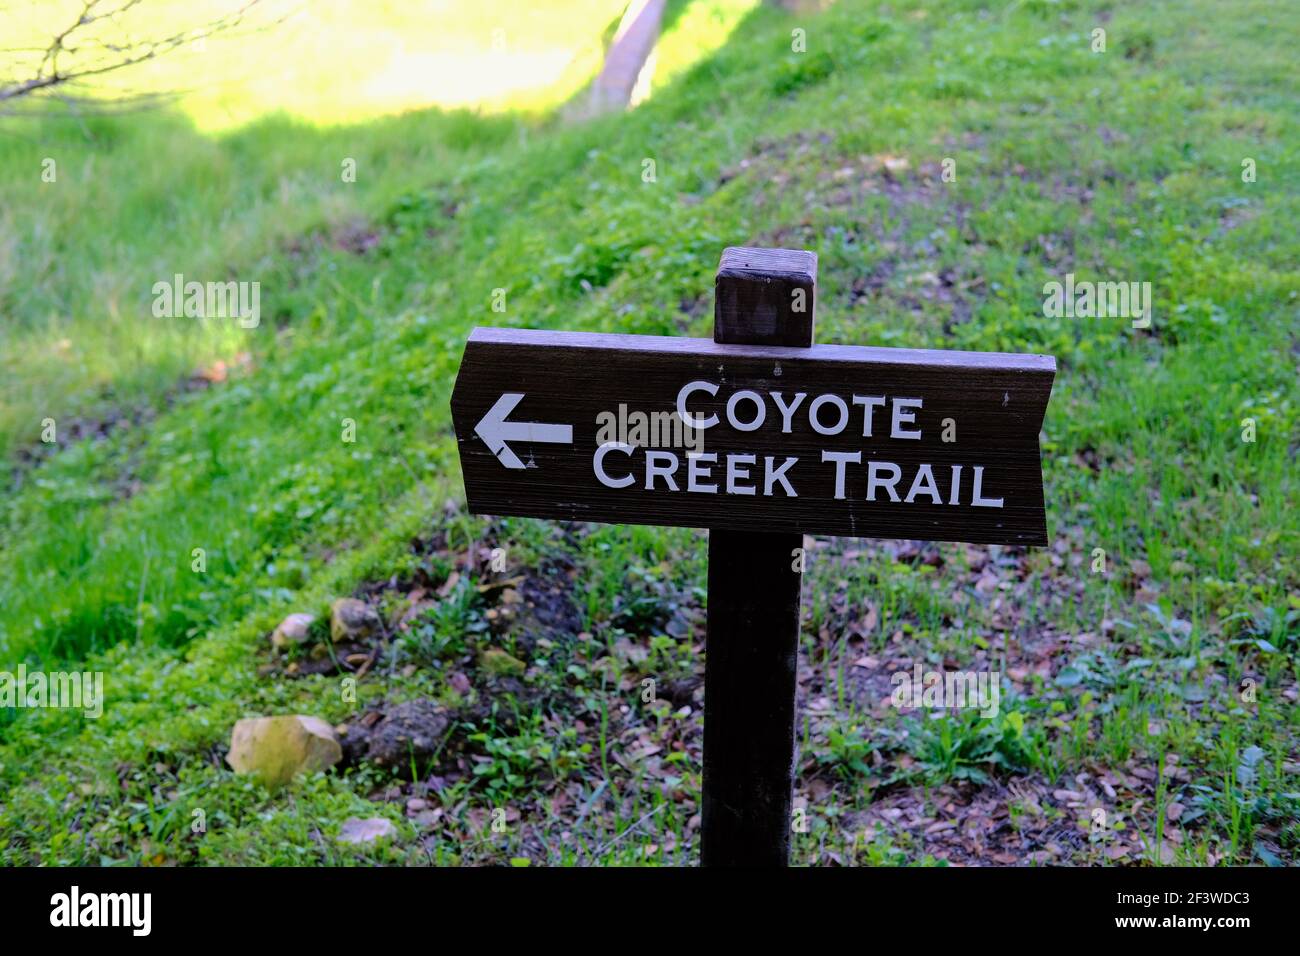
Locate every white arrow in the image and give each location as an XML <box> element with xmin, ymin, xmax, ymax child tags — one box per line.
<box><xmin>474</xmin><ymin>392</ymin><xmax>573</xmax><ymax>470</ymax></box>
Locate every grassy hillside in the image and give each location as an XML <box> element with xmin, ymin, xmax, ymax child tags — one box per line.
<box><xmin>1</xmin><ymin>0</ymin><xmax>1296</xmax><ymax>866</ymax></box>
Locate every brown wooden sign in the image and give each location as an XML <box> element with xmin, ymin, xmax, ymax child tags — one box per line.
<box><xmin>450</xmin><ymin>328</ymin><xmax>1055</xmax><ymax>545</ymax></box>
<box><xmin>451</xmin><ymin>247</ymin><xmax>1057</xmax><ymax>867</ymax></box>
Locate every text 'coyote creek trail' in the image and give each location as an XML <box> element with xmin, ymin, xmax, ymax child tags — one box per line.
<box><xmin>451</xmin><ymin>327</ymin><xmax>1055</xmax><ymax>544</ymax></box>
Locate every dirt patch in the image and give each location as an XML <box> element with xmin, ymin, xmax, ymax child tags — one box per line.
<box><xmin>333</xmin><ymin>221</ymin><xmax>383</xmax><ymax>256</ymax></box>
<box><xmin>495</xmin><ymin>563</ymin><xmax>585</xmax><ymax>649</ymax></box>
<box><xmin>268</xmin><ymin>525</ymin><xmax>588</xmax><ymax>699</ymax></box>
<box><xmin>837</xmin><ymin>754</ymin><xmax>1226</xmax><ymax>866</ymax></box>
<box><xmin>723</xmin><ymin>140</ymin><xmax>992</xmax><ymax>331</ymax></box>
<box><xmin>8</xmin><ymin>353</ymin><xmax>251</xmax><ymax>495</ymax></box>
<box><xmin>340</xmin><ymin>698</ymin><xmax>453</xmax><ymax>770</ymax></box>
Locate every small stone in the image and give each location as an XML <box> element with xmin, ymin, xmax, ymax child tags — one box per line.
<box><xmin>406</xmin><ymin>798</ymin><xmax>428</xmax><ymax>813</ymax></box>
<box><xmin>412</xmin><ymin>809</ymin><xmax>441</xmax><ymax>827</ymax></box>
<box><xmin>481</xmin><ymin>647</ymin><xmax>526</xmax><ymax>677</ymax></box>
<box><xmin>227</xmin><ymin>715</ymin><xmax>342</xmax><ymax>789</ymax></box>
<box><xmin>331</xmin><ymin>598</ymin><xmax>380</xmax><ymax>642</ymax></box>
<box><xmin>337</xmin><ymin>817</ymin><xmax>397</xmax><ymax>845</ymax></box>
<box><xmin>271</xmin><ymin>613</ymin><xmax>316</xmax><ymax>649</ymax></box>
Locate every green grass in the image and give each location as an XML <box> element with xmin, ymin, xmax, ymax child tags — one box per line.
<box><xmin>1</xmin><ymin>0</ymin><xmax>1297</xmax><ymax>866</ymax></box>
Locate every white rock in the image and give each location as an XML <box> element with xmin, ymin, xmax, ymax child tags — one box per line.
<box><xmin>271</xmin><ymin>613</ymin><xmax>316</xmax><ymax>648</ymax></box>
<box><xmin>338</xmin><ymin>817</ymin><xmax>397</xmax><ymax>845</ymax></box>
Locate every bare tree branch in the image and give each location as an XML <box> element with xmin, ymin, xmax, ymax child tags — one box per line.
<box><xmin>0</xmin><ymin>0</ymin><xmax>276</xmax><ymax>110</ymax></box>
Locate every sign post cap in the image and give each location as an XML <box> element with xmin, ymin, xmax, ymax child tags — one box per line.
<box><xmin>715</xmin><ymin>246</ymin><xmax>817</xmax><ymax>346</ymax></box>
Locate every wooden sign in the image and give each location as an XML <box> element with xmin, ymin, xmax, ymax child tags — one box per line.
<box><xmin>451</xmin><ymin>330</ymin><xmax>1054</xmax><ymax>545</ymax></box>
<box><xmin>449</xmin><ymin>246</ymin><xmax>1056</xmax><ymax>867</ymax></box>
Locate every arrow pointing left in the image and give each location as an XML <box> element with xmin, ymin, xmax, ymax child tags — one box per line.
<box><xmin>473</xmin><ymin>392</ymin><xmax>574</xmax><ymax>469</ymax></box>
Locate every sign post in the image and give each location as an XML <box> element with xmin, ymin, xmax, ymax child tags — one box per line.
<box><xmin>700</xmin><ymin>248</ymin><xmax>814</xmax><ymax>866</ymax></box>
<box><xmin>450</xmin><ymin>246</ymin><xmax>1056</xmax><ymax>866</ymax></box>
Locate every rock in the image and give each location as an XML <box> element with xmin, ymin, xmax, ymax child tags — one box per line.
<box><xmin>270</xmin><ymin>612</ymin><xmax>316</xmax><ymax>649</ymax></box>
<box><xmin>337</xmin><ymin>817</ymin><xmax>397</xmax><ymax>845</ymax></box>
<box><xmin>342</xmin><ymin>699</ymin><xmax>451</xmax><ymax>769</ymax></box>
<box><xmin>406</xmin><ymin>797</ymin><xmax>428</xmax><ymax>813</ymax></box>
<box><xmin>331</xmin><ymin>597</ymin><xmax>380</xmax><ymax>642</ymax></box>
<box><xmin>226</xmin><ymin>715</ymin><xmax>342</xmax><ymax>788</ymax></box>
<box><xmin>481</xmin><ymin>647</ymin><xmax>526</xmax><ymax>677</ymax></box>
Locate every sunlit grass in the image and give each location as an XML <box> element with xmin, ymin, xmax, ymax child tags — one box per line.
<box><xmin>2</xmin><ymin>1</ymin><xmax>628</xmax><ymax>129</ymax></box>
<box><xmin>0</xmin><ymin>1</ymin><xmax>770</xmax><ymax>462</ymax></box>
<box><xmin>650</xmin><ymin>0</ymin><xmax>760</xmax><ymax>93</ymax></box>
<box><xmin>0</xmin><ymin>0</ymin><xmax>625</xmax><ymax>461</ymax></box>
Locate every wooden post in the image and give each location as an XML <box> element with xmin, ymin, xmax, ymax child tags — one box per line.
<box><xmin>451</xmin><ymin>244</ymin><xmax>1055</xmax><ymax>864</ymax></box>
<box><xmin>701</xmin><ymin>247</ymin><xmax>816</xmax><ymax>866</ymax></box>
